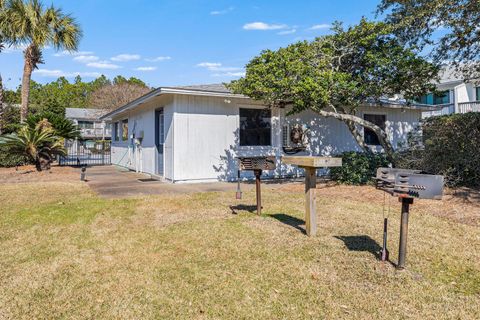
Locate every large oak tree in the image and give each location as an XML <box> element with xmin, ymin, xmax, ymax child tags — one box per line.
<box><xmin>228</xmin><ymin>19</ymin><xmax>438</xmax><ymax>164</ymax></box>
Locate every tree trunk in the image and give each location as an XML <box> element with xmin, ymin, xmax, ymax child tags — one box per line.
<box><xmin>312</xmin><ymin>107</ymin><xmax>396</xmax><ymax>165</ymax></box>
<box><xmin>0</xmin><ymin>73</ymin><xmax>4</xmax><ymax>134</ymax></box>
<box><xmin>35</xmin><ymin>154</ymin><xmax>52</xmax><ymax>171</ymax></box>
<box><xmin>20</xmin><ymin>45</ymin><xmax>36</xmax><ymax>123</ymax></box>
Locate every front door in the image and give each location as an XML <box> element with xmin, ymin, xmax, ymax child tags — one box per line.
<box><xmin>155</xmin><ymin>108</ymin><xmax>165</xmax><ymax>176</ymax></box>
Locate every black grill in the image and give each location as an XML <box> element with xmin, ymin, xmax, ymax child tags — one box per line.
<box><xmin>238</xmin><ymin>156</ymin><xmax>276</xmax><ymax>171</ymax></box>
<box><xmin>375</xmin><ymin>168</ymin><xmax>444</xmax><ymax>200</ymax></box>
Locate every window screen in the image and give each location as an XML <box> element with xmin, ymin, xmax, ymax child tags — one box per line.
<box><xmin>239</xmin><ymin>108</ymin><xmax>271</xmax><ymax>146</ymax></box>
<box><xmin>364</xmin><ymin>114</ymin><xmax>386</xmax><ymax>146</ymax></box>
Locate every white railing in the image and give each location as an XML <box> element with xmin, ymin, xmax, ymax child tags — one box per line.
<box><xmin>81</xmin><ymin>128</ymin><xmax>112</xmax><ymax>138</ymax></box>
<box><xmin>422</xmin><ymin>103</ymin><xmax>455</xmax><ymax>118</ymax></box>
<box><xmin>458</xmin><ymin>101</ymin><xmax>480</xmax><ymax>114</ymax></box>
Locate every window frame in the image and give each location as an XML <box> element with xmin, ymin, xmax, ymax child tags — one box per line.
<box><xmin>363</xmin><ymin>113</ymin><xmax>387</xmax><ymax>146</ymax></box>
<box><xmin>239</xmin><ymin>108</ymin><xmax>272</xmax><ymax>147</ymax></box>
<box><xmin>113</xmin><ymin>122</ymin><xmax>120</xmax><ymax>141</ymax></box>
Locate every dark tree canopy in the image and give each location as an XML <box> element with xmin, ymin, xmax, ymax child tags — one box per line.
<box><xmin>228</xmin><ymin>19</ymin><xmax>438</xmax><ymax>163</ymax></box>
<box><xmin>379</xmin><ymin>0</ymin><xmax>480</xmax><ymax>80</ymax></box>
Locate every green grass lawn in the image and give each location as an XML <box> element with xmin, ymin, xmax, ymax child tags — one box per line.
<box><xmin>0</xmin><ymin>181</ymin><xmax>479</xmax><ymax>319</ymax></box>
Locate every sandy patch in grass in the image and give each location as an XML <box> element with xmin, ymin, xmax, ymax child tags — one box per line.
<box><xmin>0</xmin><ymin>165</ymin><xmax>78</xmax><ymax>184</ymax></box>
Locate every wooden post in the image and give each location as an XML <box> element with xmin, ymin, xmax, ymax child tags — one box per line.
<box><xmin>397</xmin><ymin>197</ymin><xmax>413</xmax><ymax>270</ymax></box>
<box><xmin>254</xmin><ymin>169</ymin><xmax>262</xmax><ymax>215</ymax></box>
<box><xmin>304</xmin><ymin>167</ymin><xmax>317</xmax><ymax>236</ymax></box>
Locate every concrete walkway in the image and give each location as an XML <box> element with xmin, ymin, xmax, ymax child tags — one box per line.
<box><xmin>82</xmin><ymin>165</ymin><xmax>257</xmax><ymax>198</ymax></box>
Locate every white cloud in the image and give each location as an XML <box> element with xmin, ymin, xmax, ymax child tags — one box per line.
<box><xmin>212</xmin><ymin>72</ymin><xmax>245</xmax><ymax>77</ymax></box>
<box><xmin>111</xmin><ymin>54</ymin><xmax>141</xmax><ymax>62</ymax></box>
<box><xmin>87</xmin><ymin>61</ymin><xmax>122</xmax><ymax>69</ymax></box>
<box><xmin>197</xmin><ymin>62</ymin><xmax>222</xmax><ymax>69</ymax></box>
<box><xmin>243</xmin><ymin>22</ymin><xmax>288</xmax><ymax>31</ymax></box>
<box><xmin>54</xmin><ymin>50</ymin><xmax>94</xmax><ymax>57</ymax></box>
<box><xmin>308</xmin><ymin>24</ymin><xmax>331</xmax><ymax>30</ymax></box>
<box><xmin>210</xmin><ymin>7</ymin><xmax>234</xmax><ymax>15</ymax></box>
<box><xmin>34</xmin><ymin>69</ymin><xmax>101</xmax><ymax>78</ymax></box>
<box><xmin>145</xmin><ymin>56</ymin><xmax>172</xmax><ymax>62</ymax></box>
<box><xmin>197</xmin><ymin>62</ymin><xmax>242</xmax><ymax>72</ymax></box>
<box><xmin>278</xmin><ymin>29</ymin><xmax>297</xmax><ymax>35</ymax></box>
<box><xmin>73</xmin><ymin>55</ymin><xmax>99</xmax><ymax>63</ymax></box>
<box><xmin>134</xmin><ymin>66</ymin><xmax>157</xmax><ymax>71</ymax></box>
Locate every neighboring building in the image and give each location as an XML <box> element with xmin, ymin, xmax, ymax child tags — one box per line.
<box><xmin>421</xmin><ymin>68</ymin><xmax>480</xmax><ymax>118</ymax></box>
<box><xmin>101</xmin><ymin>84</ymin><xmax>434</xmax><ymax>183</ymax></box>
<box><xmin>65</xmin><ymin>108</ymin><xmax>111</xmax><ymax>140</ymax></box>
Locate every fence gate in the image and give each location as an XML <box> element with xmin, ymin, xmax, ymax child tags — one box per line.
<box><xmin>59</xmin><ymin>140</ymin><xmax>111</xmax><ymax>166</ymax></box>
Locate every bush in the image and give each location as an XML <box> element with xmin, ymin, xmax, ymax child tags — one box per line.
<box><xmin>330</xmin><ymin>151</ymin><xmax>390</xmax><ymax>185</ymax></box>
<box><xmin>420</xmin><ymin>113</ymin><xmax>480</xmax><ymax>188</ymax></box>
<box><xmin>0</xmin><ymin>145</ymin><xmax>30</xmax><ymax>167</ymax></box>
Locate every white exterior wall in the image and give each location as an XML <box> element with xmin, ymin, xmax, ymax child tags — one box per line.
<box><xmin>172</xmin><ymin>95</ymin><xmax>421</xmax><ymax>182</ymax></box>
<box><xmin>110</xmin><ymin>95</ymin><xmax>174</xmax><ymax>179</ymax></box>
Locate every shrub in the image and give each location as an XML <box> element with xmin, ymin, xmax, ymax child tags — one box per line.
<box><xmin>330</xmin><ymin>151</ymin><xmax>390</xmax><ymax>185</ymax></box>
<box><xmin>26</xmin><ymin>111</ymin><xmax>80</xmax><ymax>140</ymax></box>
<box><xmin>421</xmin><ymin>113</ymin><xmax>480</xmax><ymax>187</ymax></box>
<box><xmin>0</xmin><ymin>145</ymin><xmax>30</xmax><ymax>167</ymax></box>
<box><xmin>0</xmin><ymin>121</ymin><xmax>66</xmax><ymax>171</ymax></box>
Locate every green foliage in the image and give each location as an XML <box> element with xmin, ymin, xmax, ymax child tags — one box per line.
<box><xmin>399</xmin><ymin>113</ymin><xmax>480</xmax><ymax>188</ymax></box>
<box><xmin>379</xmin><ymin>0</ymin><xmax>479</xmax><ymax>79</ymax></box>
<box><xmin>330</xmin><ymin>151</ymin><xmax>390</xmax><ymax>185</ymax></box>
<box><xmin>0</xmin><ymin>144</ymin><xmax>29</xmax><ymax>167</ymax></box>
<box><xmin>26</xmin><ymin>111</ymin><xmax>80</xmax><ymax>140</ymax></box>
<box><xmin>0</xmin><ymin>120</ymin><xmax>66</xmax><ymax>171</ymax></box>
<box><xmin>228</xmin><ymin>19</ymin><xmax>438</xmax><ymax>114</ymax></box>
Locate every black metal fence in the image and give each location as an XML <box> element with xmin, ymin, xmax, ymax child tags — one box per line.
<box><xmin>59</xmin><ymin>140</ymin><xmax>111</xmax><ymax>166</ymax></box>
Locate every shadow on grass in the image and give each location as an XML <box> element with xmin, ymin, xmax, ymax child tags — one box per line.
<box><xmin>270</xmin><ymin>213</ymin><xmax>306</xmax><ymax>235</ymax></box>
<box><xmin>229</xmin><ymin>205</ymin><xmax>258</xmax><ymax>215</ymax></box>
<box><xmin>334</xmin><ymin>235</ymin><xmax>382</xmax><ymax>259</ymax></box>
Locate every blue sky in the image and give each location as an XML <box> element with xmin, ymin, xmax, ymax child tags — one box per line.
<box><xmin>1</xmin><ymin>0</ymin><xmax>382</xmax><ymax>89</ymax></box>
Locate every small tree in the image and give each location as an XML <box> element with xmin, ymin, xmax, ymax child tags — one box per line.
<box><xmin>228</xmin><ymin>20</ymin><xmax>438</xmax><ymax>164</ymax></box>
<box><xmin>0</xmin><ymin>119</ymin><xmax>66</xmax><ymax>171</ymax></box>
<box><xmin>89</xmin><ymin>82</ymin><xmax>151</xmax><ymax>114</ymax></box>
<box><xmin>26</xmin><ymin>111</ymin><xmax>80</xmax><ymax>140</ymax></box>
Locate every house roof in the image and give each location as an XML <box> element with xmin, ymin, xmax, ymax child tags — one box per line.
<box><xmin>100</xmin><ymin>83</ymin><xmax>246</xmax><ymax>120</ymax></box>
<box><xmin>65</xmin><ymin>108</ymin><xmax>105</xmax><ymax>120</ymax></box>
<box><xmin>100</xmin><ymin>83</ymin><xmax>438</xmax><ymax>120</ymax></box>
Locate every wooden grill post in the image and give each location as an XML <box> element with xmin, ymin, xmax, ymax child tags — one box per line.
<box><xmin>304</xmin><ymin>167</ymin><xmax>317</xmax><ymax>236</ymax></box>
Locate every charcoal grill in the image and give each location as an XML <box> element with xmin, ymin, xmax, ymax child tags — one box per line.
<box><xmin>236</xmin><ymin>156</ymin><xmax>276</xmax><ymax>215</ymax></box>
<box><xmin>375</xmin><ymin>167</ymin><xmax>444</xmax><ymax>269</ymax></box>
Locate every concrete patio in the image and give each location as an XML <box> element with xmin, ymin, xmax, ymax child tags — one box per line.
<box><xmin>82</xmin><ymin>165</ymin><xmax>260</xmax><ymax>198</ymax></box>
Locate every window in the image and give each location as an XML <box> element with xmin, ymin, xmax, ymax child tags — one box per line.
<box><xmin>416</xmin><ymin>91</ymin><xmax>450</xmax><ymax>105</ymax></box>
<box><xmin>113</xmin><ymin>122</ymin><xmax>120</xmax><ymax>141</ymax></box>
<box><xmin>239</xmin><ymin>108</ymin><xmax>271</xmax><ymax>146</ymax></box>
<box><xmin>121</xmin><ymin>119</ymin><xmax>128</xmax><ymax>141</ymax></box>
<box><xmin>155</xmin><ymin>108</ymin><xmax>165</xmax><ymax>154</ymax></box>
<box><xmin>476</xmin><ymin>87</ymin><xmax>480</xmax><ymax>101</ymax></box>
<box><xmin>77</xmin><ymin>121</ymin><xmax>94</xmax><ymax>129</ymax></box>
<box><xmin>364</xmin><ymin>114</ymin><xmax>386</xmax><ymax>146</ymax></box>
<box><xmin>433</xmin><ymin>90</ymin><xmax>450</xmax><ymax>105</ymax></box>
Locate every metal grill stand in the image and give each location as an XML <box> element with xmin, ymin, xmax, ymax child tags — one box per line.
<box><xmin>254</xmin><ymin>169</ymin><xmax>262</xmax><ymax>215</ymax></box>
<box><xmin>398</xmin><ymin>197</ymin><xmax>413</xmax><ymax>269</ymax></box>
<box><xmin>237</xmin><ymin>157</ymin><xmax>276</xmax><ymax>216</ymax></box>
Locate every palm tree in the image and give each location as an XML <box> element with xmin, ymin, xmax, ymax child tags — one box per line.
<box><xmin>0</xmin><ymin>119</ymin><xmax>66</xmax><ymax>171</ymax></box>
<box><xmin>1</xmin><ymin>0</ymin><xmax>82</xmax><ymax>122</ymax></box>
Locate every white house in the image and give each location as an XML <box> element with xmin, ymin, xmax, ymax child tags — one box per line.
<box><xmin>421</xmin><ymin>67</ymin><xmax>480</xmax><ymax>118</ymax></box>
<box><xmin>65</xmin><ymin>108</ymin><xmax>111</xmax><ymax>140</ymax></box>
<box><xmin>101</xmin><ymin>84</ymin><xmax>433</xmax><ymax>183</ymax></box>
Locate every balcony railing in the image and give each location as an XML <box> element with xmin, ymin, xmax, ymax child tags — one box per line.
<box><xmin>422</xmin><ymin>103</ymin><xmax>455</xmax><ymax>118</ymax></box>
<box><xmin>458</xmin><ymin>101</ymin><xmax>480</xmax><ymax>114</ymax></box>
<box><xmin>80</xmin><ymin>128</ymin><xmax>112</xmax><ymax>138</ymax></box>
